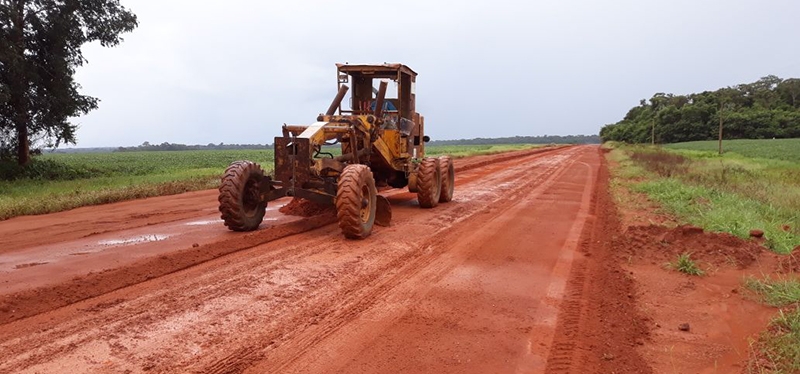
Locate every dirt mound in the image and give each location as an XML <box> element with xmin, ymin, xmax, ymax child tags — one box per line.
<box><xmin>621</xmin><ymin>224</ymin><xmax>764</xmax><ymax>269</ymax></box>
<box><xmin>278</xmin><ymin>198</ymin><xmax>335</xmax><ymax>217</ymax></box>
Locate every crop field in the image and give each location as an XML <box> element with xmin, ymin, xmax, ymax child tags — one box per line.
<box><xmin>0</xmin><ymin>144</ymin><xmax>541</xmax><ymax>220</ymax></box>
<box><xmin>665</xmin><ymin>138</ymin><xmax>800</xmax><ymax>162</ymax></box>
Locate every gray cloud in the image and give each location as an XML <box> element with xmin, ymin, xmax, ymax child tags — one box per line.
<box><xmin>73</xmin><ymin>0</ymin><xmax>800</xmax><ymax>147</ymax></box>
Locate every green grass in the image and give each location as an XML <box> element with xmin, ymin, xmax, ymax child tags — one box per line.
<box><xmin>746</xmin><ymin>276</ymin><xmax>800</xmax><ymax>373</ymax></box>
<box><xmin>39</xmin><ymin>149</ymin><xmax>276</xmax><ymax>177</ymax></box>
<box><xmin>752</xmin><ymin>308</ymin><xmax>800</xmax><ymax>374</ymax></box>
<box><xmin>665</xmin><ymin>138</ymin><xmax>800</xmax><ymax>163</ymax></box>
<box><xmin>424</xmin><ymin>144</ymin><xmax>542</xmax><ymax>158</ymax></box>
<box><xmin>609</xmin><ymin>142</ymin><xmax>800</xmax><ymax>254</ymax></box>
<box><xmin>747</xmin><ymin>277</ymin><xmax>800</xmax><ymax>307</ymax></box>
<box><xmin>634</xmin><ymin>179</ymin><xmax>798</xmax><ymax>253</ymax></box>
<box><xmin>0</xmin><ymin>150</ymin><xmax>275</xmax><ymax>220</ymax></box>
<box><xmin>670</xmin><ymin>253</ymin><xmax>705</xmax><ymax>276</ymax></box>
<box><xmin>0</xmin><ymin>144</ymin><xmax>543</xmax><ymax>220</ymax></box>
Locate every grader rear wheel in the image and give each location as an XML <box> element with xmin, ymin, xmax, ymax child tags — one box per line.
<box><xmin>336</xmin><ymin>164</ymin><xmax>378</xmax><ymax>239</ymax></box>
<box><xmin>417</xmin><ymin>157</ymin><xmax>441</xmax><ymax>208</ymax></box>
<box><xmin>218</xmin><ymin>161</ymin><xmax>267</xmax><ymax>231</ymax></box>
<box><xmin>438</xmin><ymin>155</ymin><xmax>455</xmax><ymax>203</ymax></box>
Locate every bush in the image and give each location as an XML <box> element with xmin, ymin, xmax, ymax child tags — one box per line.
<box><xmin>629</xmin><ymin>149</ymin><xmax>690</xmax><ymax>177</ymax></box>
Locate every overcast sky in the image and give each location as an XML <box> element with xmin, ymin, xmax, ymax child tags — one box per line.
<box><xmin>72</xmin><ymin>0</ymin><xmax>800</xmax><ymax>147</ymax></box>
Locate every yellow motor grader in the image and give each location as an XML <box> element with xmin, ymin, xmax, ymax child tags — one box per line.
<box><xmin>218</xmin><ymin>63</ymin><xmax>454</xmax><ymax>239</ymax></box>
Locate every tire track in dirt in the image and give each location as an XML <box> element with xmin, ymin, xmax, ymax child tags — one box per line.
<box><xmin>0</xmin><ymin>146</ymin><xmax>567</xmax><ymax>326</ymax></box>
<box><xmin>543</xmin><ymin>149</ymin><xmax>652</xmax><ymax>374</ymax></box>
<box><xmin>266</xmin><ymin>147</ymin><xmax>598</xmax><ymax>374</ymax></box>
<box><xmin>251</xmin><ymin>152</ymin><xmax>580</xmax><ymax>374</ymax></box>
<box><xmin>0</xmin><ymin>147</ymin><xmax>578</xmax><ymax>374</ymax></box>
<box><xmin>172</xmin><ymin>150</ymin><xmax>578</xmax><ymax>374</ymax></box>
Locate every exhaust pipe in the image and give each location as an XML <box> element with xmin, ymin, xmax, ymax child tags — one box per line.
<box><xmin>326</xmin><ymin>85</ymin><xmax>350</xmax><ymax>116</ymax></box>
<box><xmin>373</xmin><ymin>80</ymin><xmax>388</xmax><ymax>118</ymax></box>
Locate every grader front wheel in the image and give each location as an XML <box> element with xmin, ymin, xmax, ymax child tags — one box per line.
<box><xmin>336</xmin><ymin>164</ymin><xmax>378</xmax><ymax>239</ymax></box>
<box><xmin>417</xmin><ymin>157</ymin><xmax>441</xmax><ymax>208</ymax></box>
<box><xmin>218</xmin><ymin>161</ymin><xmax>267</xmax><ymax>231</ymax></box>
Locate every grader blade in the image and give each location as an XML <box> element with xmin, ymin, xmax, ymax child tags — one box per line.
<box><xmin>375</xmin><ymin>195</ymin><xmax>392</xmax><ymax>227</ymax></box>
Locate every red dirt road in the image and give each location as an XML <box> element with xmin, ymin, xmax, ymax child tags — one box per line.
<box><xmin>0</xmin><ymin>146</ymin><xmax>639</xmax><ymax>373</ymax></box>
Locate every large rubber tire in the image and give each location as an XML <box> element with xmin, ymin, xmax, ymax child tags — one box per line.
<box><xmin>417</xmin><ymin>157</ymin><xmax>441</xmax><ymax>208</ymax></box>
<box><xmin>336</xmin><ymin>164</ymin><xmax>377</xmax><ymax>239</ymax></box>
<box><xmin>218</xmin><ymin>161</ymin><xmax>267</xmax><ymax>231</ymax></box>
<box><xmin>438</xmin><ymin>155</ymin><xmax>455</xmax><ymax>203</ymax></box>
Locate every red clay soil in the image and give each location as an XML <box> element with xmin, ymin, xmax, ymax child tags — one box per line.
<box><xmin>0</xmin><ymin>145</ymin><xmax>565</xmax><ymax>327</ymax></box>
<box><xmin>279</xmin><ymin>197</ymin><xmax>336</xmax><ymax>217</ymax></box>
<box><xmin>608</xmin><ymin>169</ymin><xmax>785</xmax><ymax>372</ymax></box>
<box><xmin>622</xmin><ymin>224</ymin><xmax>766</xmax><ymax>269</ymax></box>
<box><xmin>544</xmin><ymin>149</ymin><xmax>652</xmax><ymax>374</ymax></box>
<box><xmin>0</xmin><ymin>145</ymin><xmax>634</xmax><ymax>374</ymax></box>
<box><xmin>3</xmin><ymin>144</ymin><xmax>782</xmax><ymax>373</ymax></box>
<box><xmin>622</xmin><ymin>236</ymin><xmax>778</xmax><ymax>373</ymax></box>
<box><xmin>777</xmin><ymin>246</ymin><xmax>800</xmax><ymax>273</ymax></box>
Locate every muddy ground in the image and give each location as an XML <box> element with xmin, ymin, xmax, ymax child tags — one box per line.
<box><xmin>0</xmin><ymin>145</ymin><xmax>780</xmax><ymax>373</ymax></box>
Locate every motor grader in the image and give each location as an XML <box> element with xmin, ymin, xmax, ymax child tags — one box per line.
<box><xmin>218</xmin><ymin>63</ymin><xmax>455</xmax><ymax>239</ymax></box>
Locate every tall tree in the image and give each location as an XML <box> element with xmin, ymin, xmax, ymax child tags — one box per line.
<box><xmin>778</xmin><ymin>78</ymin><xmax>800</xmax><ymax>108</ymax></box>
<box><xmin>0</xmin><ymin>0</ymin><xmax>137</xmax><ymax>165</ymax></box>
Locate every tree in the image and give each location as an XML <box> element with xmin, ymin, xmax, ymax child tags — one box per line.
<box><xmin>0</xmin><ymin>0</ymin><xmax>137</xmax><ymax>165</ymax></box>
<box><xmin>778</xmin><ymin>78</ymin><xmax>800</xmax><ymax>108</ymax></box>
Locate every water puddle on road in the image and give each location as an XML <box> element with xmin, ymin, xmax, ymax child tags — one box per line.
<box><xmin>98</xmin><ymin>234</ymin><xmax>170</xmax><ymax>246</ymax></box>
<box><xmin>187</xmin><ymin>218</ymin><xmax>279</xmax><ymax>226</ymax></box>
<box><xmin>185</xmin><ymin>219</ymin><xmax>222</xmax><ymax>226</ymax></box>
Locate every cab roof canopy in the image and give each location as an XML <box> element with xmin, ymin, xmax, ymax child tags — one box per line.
<box><xmin>336</xmin><ymin>63</ymin><xmax>417</xmax><ymax>79</ymax></box>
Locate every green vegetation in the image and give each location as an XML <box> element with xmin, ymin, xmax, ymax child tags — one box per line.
<box><xmin>0</xmin><ymin>144</ymin><xmax>542</xmax><ymax>220</ymax></box>
<box><xmin>424</xmin><ymin>144</ymin><xmax>542</xmax><ymax>158</ymax></box>
<box><xmin>665</xmin><ymin>138</ymin><xmax>800</xmax><ymax>163</ymax></box>
<box><xmin>753</xmin><ymin>308</ymin><xmax>800</xmax><ymax>374</ymax></box>
<box><xmin>0</xmin><ymin>149</ymin><xmax>273</xmax><ymax>220</ymax></box>
<box><xmin>746</xmin><ymin>277</ymin><xmax>800</xmax><ymax>373</ymax></box>
<box><xmin>746</xmin><ymin>277</ymin><xmax>800</xmax><ymax>307</ymax></box>
<box><xmin>608</xmin><ymin>139</ymin><xmax>800</xmax><ymax>372</ymax></box>
<box><xmin>607</xmin><ymin>141</ymin><xmax>799</xmax><ymax>253</ymax></box>
<box><xmin>670</xmin><ymin>253</ymin><xmax>704</xmax><ymax>276</ymax></box>
<box><xmin>429</xmin><ymin>134</ymin><xmax>599</xmax><ymax>145</ymax></box>
<box><xmin>600</xmin><ymin>76</ymin><xmax>800</xmax><ymax>144</ymax></box>
<box><xmin>1</xmin><ymin>0</ymin><xmax>138</xmax><ymax>165</ymax></box>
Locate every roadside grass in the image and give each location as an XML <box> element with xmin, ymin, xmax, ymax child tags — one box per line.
<box><xmin>0</xmin><ymin>144</ymin><xmax>544</xmax><ymax>220</ymax></box>
<box><xmin>669</xmin><ymin>253</ymin><xmax>705</xmax><ymax>276</ymax></box>
<box><xmin>0</xmin><ymin>172</ymin><xmax>220</xmax><ymax>220</ymax></box>
<box><xmin>0</xmin><ymin>149</ymin><xmax>275</xmax><ymax>220</ymax></box>
<box><xmin>608</xmin><ymin>142</ymin><xmax>800</xmax><ymax>254</ymax></box>
<box><xmin>746</xmin><ymin>277</ymin><xmax>800</xmax><ymax>307</ymax></box>
<box><xmin>755</xmin><ymin>308</ymin><xmax>800</xmax><ymax>374</ymax></box>
<box><xmin>746</xmin><ymin>276</ymin><xmax>800</xmax><ymax>374</ymax></box>
<box><xmin>605</xmin><ymin>139</ymin><xmax>800</xmax><ymax>373</ymax></box>
<box><xmin>634</xmin><ymin>179</ymin><xmax>797</xmax><ymax>253</ymax></box>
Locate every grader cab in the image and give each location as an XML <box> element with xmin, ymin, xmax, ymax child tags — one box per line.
<box><xmin>218</xmin><ymin>63</ymin><xmax>455</xmax><ymax>239</ymax></box>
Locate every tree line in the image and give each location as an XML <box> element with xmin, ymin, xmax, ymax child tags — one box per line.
<box><xmin>600</xmin><ymin>76</ymin><xmax>800</xmax><ymax>144</ymax></box>
<box><xmin>115</xmin><ymin>142</ymin><xmax>270</xmax><ymax>152</ymax></box>
<box><xmin>429</xmin><ymin>135</ymin><xmax>600</xmax><ymax>146</ymax></box>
